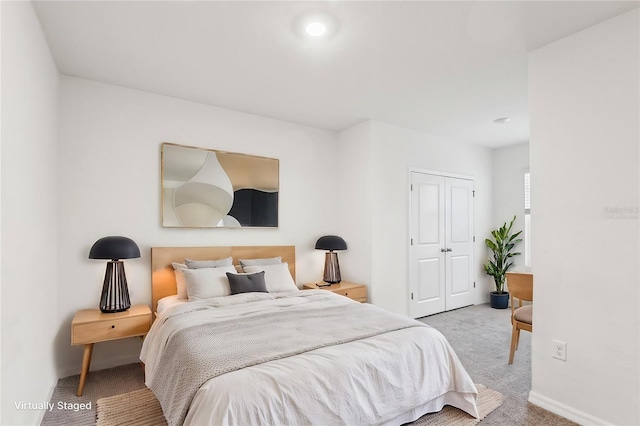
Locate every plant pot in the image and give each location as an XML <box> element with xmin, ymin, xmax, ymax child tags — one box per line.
<box><xmin>490</xmin><ymin>291</ymin><xmax>510</xmax><ymax>309</ymax></box>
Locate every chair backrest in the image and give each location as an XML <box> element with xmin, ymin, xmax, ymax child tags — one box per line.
<box><xmin>506</xmin><ymin>272</ymin><xmax>533</xmax><ymax>303</ymax></box>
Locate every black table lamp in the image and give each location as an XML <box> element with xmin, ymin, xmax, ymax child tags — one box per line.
<box><xmin>315</xmin><ymin>235</ymin><xmax>347</xmax><ymax>285</ymax></box>
<box><xmin>89</xmin><ymin>236</ymin><xmax>140</xmax><ymax>313</ymax></box>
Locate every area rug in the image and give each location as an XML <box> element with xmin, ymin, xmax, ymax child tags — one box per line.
<box><xmin>96</xmin><ymin>384</ymin><xmax>503</xmax><ymax>426</ymax></box>
<box><xmin>412</xmin><ymin>385</ymin><xmax>504</xmax><ymax>425</ymax></box>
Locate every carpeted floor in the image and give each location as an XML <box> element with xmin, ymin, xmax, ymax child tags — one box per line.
<box><xmin>42</xmin><ymin>363</ymin><xmax>146</xmax><ymax>426</ymax></box>
<box><xmin>42</xmin><ymin>303</ymin><xmax>576</xmax><ymax>426</ymax></box>
<box><xmin>420</xmin><ymin>304</ymin><xmax>576</xmax><ymax>426</ymax></box>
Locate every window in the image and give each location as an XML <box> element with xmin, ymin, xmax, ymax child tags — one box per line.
<box><xmin>524</xmin><ymin>171</ymin><xmax>531</xmax><ymax>267</ymax></box>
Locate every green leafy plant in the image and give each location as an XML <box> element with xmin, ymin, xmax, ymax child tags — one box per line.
<box><xmin>484</xmin><ymin>216</ymin><xmax>523</xmax><ymax>294</ymax></box>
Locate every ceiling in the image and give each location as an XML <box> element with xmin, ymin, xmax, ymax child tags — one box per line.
<box><xmin>33</xmin><ymin>1</ymin><xmax>638</xmax><ymax>148</ymax></box>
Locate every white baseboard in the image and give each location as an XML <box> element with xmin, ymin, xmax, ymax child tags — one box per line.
<box><xmin>528</xmin><ymin>390</ymin><xmax>609</xmax><ymax>426</ymax></box>
<box><xmin>34</xmin><ymin>377</ymin><xmax>59</xmax><ymax>425</ymax></box>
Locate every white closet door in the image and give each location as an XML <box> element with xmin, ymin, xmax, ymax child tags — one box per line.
<box><xmin>410</xmin><ymin>172</ymin><xmax>474</xmax><ymax>318</ymax></box>
<box><xmin>444</xmin><ymin>177</ymin><xmax>474</xmax><ymax>311</ymax></box>
<box><xmin>409</xmin><ymin>172</ymin><xmax>446</xmax><ymax>318</ymax></box>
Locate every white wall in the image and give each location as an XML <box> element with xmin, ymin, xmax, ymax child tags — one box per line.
<box><xmin>56</xmin><ymin>76</ymin><xmax>340</xmax><ymax>377</ymax></box>
<box><xmin>492</xmin><ymin>142</ymin><xmax>529</xmax><ymax>270</ymax></box>
<box><xmin>529</xmin><ymin>9</ymin><xmax>639</xmax><ymax>425</ymax></box>
<box><xmin>1</xmin><ymin>2</ymin><xmax>60</xmax><ymax>425</ymax></box>
<box><xmin>336</xmin><ymin>121</ymin><xmax>374</xmax><ymax>291</ymax></box>
<box><xmin>336</xmin><ymin>121</ymin><xmax>493</xmax><ymax>316</ymax></box>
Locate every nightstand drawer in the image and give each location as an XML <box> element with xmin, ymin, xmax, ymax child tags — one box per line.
<box><xmin>72</xmin><ymin>315</ymin><xmax>150</xmax><ymax>345</ymax></box>
<box><xmin>332</xmin><ymin>286</ymin><xmax>366</xmax><ymax>302</ymax></box>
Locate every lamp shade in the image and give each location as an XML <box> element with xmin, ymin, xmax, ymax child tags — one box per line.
<box><xmin>315</xmin><ymin>235</ymin><xmax>347</xmax><ymax>251</ymax></box>
<box><xmin>89</xmin><ymin>236</ymin><xmax>140</xmax><ymax>260</ymax></box>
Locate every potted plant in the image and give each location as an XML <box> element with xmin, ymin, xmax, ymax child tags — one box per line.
<box><xmin>484</xmin><ymin>216</ymin><xmax>522</xmax><ymax>309</ymax></box>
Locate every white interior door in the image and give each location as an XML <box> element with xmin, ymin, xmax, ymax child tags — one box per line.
<box><xmin>410</xmin><ymin>172</ymin><xmax>474</xmax><ymax>318</ymax></box>
<box><xmin>444</xmin><ymin>178</ymin><xmax>474</xmax><ymax>310</ymax></box>
<box><xmin>409</xmin><ymin>173</ymin><xmax>446</xmax><ymax>317</ymax></box>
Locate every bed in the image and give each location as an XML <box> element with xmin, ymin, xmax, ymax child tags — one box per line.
<box><xmin>141</xmin><ymin>245</ymin><xmax>478</xmax><ymax>426</ymax></box>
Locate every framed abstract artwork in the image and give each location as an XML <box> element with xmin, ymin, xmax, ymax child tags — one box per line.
<box><xmin>161</xmin><ymin>143</ymin><xmax>279</xmax><ymax>228</ymax></box>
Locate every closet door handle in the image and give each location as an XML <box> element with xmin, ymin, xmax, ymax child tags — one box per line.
<box><xmin>446</xmin><ymin>248</ymin><xmax>452</xmax><ymax>252</ymax></box>
<box><xmin>440</xmin><ymin>248</ymin><xmax>447</xmax><ymax>253</ymax></box>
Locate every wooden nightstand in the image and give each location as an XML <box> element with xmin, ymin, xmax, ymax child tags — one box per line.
<box><xmin>71</xmin><ymin>304</ymin><xmax>151</xmax><ymax>396</ymax></box>
<box><xmin>303</xmin><ymin>281</ymin><xmax>367</xmax><ymax>303</ymax></box>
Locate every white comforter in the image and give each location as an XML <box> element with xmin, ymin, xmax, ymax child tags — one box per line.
<box><xmin>141</xmin><ymin>291</ymin><xmax>478</xmax><ymax>425</ymax></box>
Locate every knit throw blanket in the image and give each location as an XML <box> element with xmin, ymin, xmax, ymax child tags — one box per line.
<box><xmin>148</xmin><ymin>300</ymin><xmax>425</xmax><ymax>426</ymax></box>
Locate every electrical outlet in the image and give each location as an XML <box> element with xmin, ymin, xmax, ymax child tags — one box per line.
<box><xmin>552</xmin><ymin>340</ymin><xmax>567</xmax><ymax>361</ymax></box>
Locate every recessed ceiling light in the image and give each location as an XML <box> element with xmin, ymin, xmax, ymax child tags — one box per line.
<box><xmin>293</xmin><ymin>11</ymin><xmax>339</xmax><ymax>39</ymax></box>
<box><xmin>493</xmin><ymin>117</ymin><xmax>511</xmax><ymax>124</ymax></box>
<box><xmin>306</xmin><ymin>22</ymin><xmax>327</xmax><ymax>37</ymax></box>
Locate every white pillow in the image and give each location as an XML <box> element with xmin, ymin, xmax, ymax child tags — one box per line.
<box><xmin>242</xmin><ymin>262</ymin><xmax>298</xmax><ymax>293</ymax></box>
<box><xmin>239</xmin><ymin>256</ymin><xmax>282</xmax><ymax>269</ymax></box>
<box><xmin>172</xmin><ymin>262</ymin><xmax>188</xmax><ymax>300</ymax></box>
<box><xmin>182</xmin><ymin>265</ymin><xmax>237</xmax><ymax>300</ymax></box>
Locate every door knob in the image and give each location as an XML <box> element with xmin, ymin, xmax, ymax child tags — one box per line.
<box><xmin>446</xmin><ymin>248</ymin><xmax>453</xmax><ymax>252</ymax></box>
<box><xmin>440</xmin><ymin>248</ymin><xmax>446</xmax><ymax>253</ymax></box>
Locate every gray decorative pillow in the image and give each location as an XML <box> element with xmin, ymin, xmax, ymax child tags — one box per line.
<box><xmin>185</xmin><ymin>256</ymin><xmax>233</xmax><ymax>269</ymax></box>
<box><xmin>226</xmin><ymin>271</ymin><xmax>268</xmax><ymax>295</ymax></box>
<box><xmin>239</xmin><ymin>256</ymin><xmax>282</xmax><ymax>269</ymax></box>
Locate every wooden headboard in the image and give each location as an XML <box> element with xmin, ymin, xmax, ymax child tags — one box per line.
<box><xmin>150</xmin><ymin>245</ymin><xmax>296</xmax><ymax>314</ymax></box>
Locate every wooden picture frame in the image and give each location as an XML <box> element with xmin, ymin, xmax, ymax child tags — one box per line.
<box><xmin>161</xmin><ymin>142</ymin><xmax>279</xmax><ymax>228</ymax></box>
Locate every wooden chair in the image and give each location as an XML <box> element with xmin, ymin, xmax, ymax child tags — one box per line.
<box><xmin>506</xmin><ymin>272</ymin><xmax>533</xmax><ymax>364</ymax></box>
